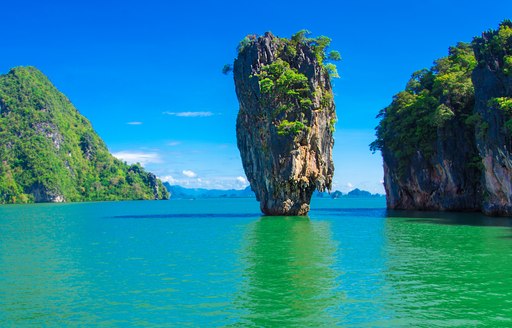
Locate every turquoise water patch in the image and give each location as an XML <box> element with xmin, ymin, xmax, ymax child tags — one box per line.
<box><xmin>0</xmin><ymin>198</ymin><xmax>511</xmax><ymax>326</ymax></box>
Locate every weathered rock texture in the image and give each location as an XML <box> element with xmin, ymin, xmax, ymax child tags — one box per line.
<box><xmin>472</xmin><ymin>24</ymin><xmax>512</xmax><ymax>215</ymax></box>
<box><xmin>382</xmin><ymin>126</ymin><xmax>482</xmax><ymax>211</ymax></box>
<box><xmin>375</xmin><ymin>21</ymin><xmax>512</xmax><ymax>216</ymax></box>
<box><xmin>375</xmin><ymin>43</ymin><xmax>482</xmax><ymax>212</ymax></box>
<box><xmin>233</xmin><ymin>32</ymin><xmax>336</xmax><ymax>215</ymax></box>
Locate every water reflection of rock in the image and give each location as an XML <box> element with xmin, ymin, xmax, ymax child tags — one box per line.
<box><xmin>234</xmin><ymin>216</ymin><xmax>341</xmax><ymax>326</ymax></box>
<box><xmin>384</xmin><ymin>212</ymin><xmax>512</xmax><ymax>326</ymax></box>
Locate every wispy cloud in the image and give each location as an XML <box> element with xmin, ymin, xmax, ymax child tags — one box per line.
<box><xmin>182</xmin><ymin>170</ymin><xmax>197</xmax><ymax>178</ymax></box>
<box><xmin>163</xmin><ymin>111</ymin><xmax>214</xmax><ymax>117</ymax></box>
<box><xmin>127</xmin><ymin>121</ymin><xmax>143</xmax><ymax>125</ymax></box>
<box><xmin>112</xmin><ymin>151</ymin><xmax>161</xmax><ymax>166</ymax></box>
<box><xmin>158</xmin><ymin>173</ymin><xmax>250</xmax><ymax>190</ymax></box>
<box><xmin>167</xmin><ymin>141</ymin><xmax>181</xmax><ymax>146</ymax></box>
<box><xmin>160</xmin><ymin>175</ymin><xmax>176</xmax><ymax>184</ymax></box>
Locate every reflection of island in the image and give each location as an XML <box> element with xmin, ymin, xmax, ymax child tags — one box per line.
<box><xmin>233</xmin><ymin>217</ymin><xmax>341</xmax><ymax>326</ymax></box>
<box><xmin>383</xmin><ymin>212</ymin><xmax>512</xmax><ymax>326</ymax></box>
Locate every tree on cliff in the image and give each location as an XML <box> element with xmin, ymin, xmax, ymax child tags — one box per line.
<box><xmin>232</xmin><ymin>31</ymin><xmax>339</xmax><ymax>215</ymax></box>
<box><xmin>0</xmin><ymin>66</ymin><xmax>169</xmax><ymax>203</ymax></box>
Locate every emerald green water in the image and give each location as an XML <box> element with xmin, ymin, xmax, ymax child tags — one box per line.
<box><xmin>1</xmin><ymin>198</ymin><xmax>512</xmax><ymax>326</ymax></box>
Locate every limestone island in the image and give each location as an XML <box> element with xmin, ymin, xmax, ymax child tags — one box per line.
<box><xmin>371</xmin><ymin>20</ymin><xmax>512</xmax><ymax>216</ymax></box>
<box><xmin>231</xmin><ymin>31</ymin><xmax>339</xmax><ymax>215</ymax></box>
<box><xmin>0</xmin><ymin>67</ymin><xmax>169</xmax><ymax>204</ymax></box>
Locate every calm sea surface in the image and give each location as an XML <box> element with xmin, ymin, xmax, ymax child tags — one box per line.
<box><xmin>1</xmin><ymin>198</ymin><xmax>512</xmax><ymax>327</ymax></box>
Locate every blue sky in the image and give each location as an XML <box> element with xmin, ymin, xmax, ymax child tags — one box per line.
<box><xmin>1</xmin><ymin>1</ymin><xmax>511</xmax><ymax>193</ymax></box>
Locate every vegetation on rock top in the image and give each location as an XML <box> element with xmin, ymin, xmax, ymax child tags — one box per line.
<box><xmin>370</xmin><ymin>42</ymin><xmax>477</xmax><ymax>171</ymax></box>
<box><xmin>372</xmin><ymin>20</ymin><xmax>512</xmax><ymax>162</ymax></box>
<box><xmin>474</xmin><ymin>20</ymin><xmax>512</xmax><ymax>135</ymax></box>
<box><xmin>0</xmin><ymin>66</ymin><xmax>169</xmax><ymax>204</ymax></box>
<box><xmin>238</xmin><ymin>30</ymin><xmax>339</xmax><ymax>139</ymax></box>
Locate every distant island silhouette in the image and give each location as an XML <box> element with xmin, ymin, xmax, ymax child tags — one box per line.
<box><xmin>164</xmin><ymin>183</ymin><xmax>383</xmax><ymax>200</ymax></box>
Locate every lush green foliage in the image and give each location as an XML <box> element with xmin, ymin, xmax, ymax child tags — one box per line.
<box><xmin>287</xmin><ymin>30</ymin><xmax>341</xmax><ymax>77</ymax></box>
<box><xmin>473</xmin><ymin>20</ymin><xmax>512</xmax><ymax>74</ymax></box>
<box><xmin>489</xmin><ymin>97</ymin><xmax>512</xmax><ymax>132</ymax></box>
<box><xmin>238</xmin><ymin>30</ymin><xmax>342</xmax><ymax>79</ymax></box>
<box><xmin>505</xmin><ymin>55</ymin><xmax>512</xmax><ymax>75</ymax></box>
<box><xmin>370</xmin><ymin>43</ymin><xmax>476</xmax><ymax>167</ymax></box>
<box><xmin>0</xmin><ymin>67</ymin><xmax>169</xmax><ymax>204</ymax></box>
<box><xmin>250</xmin><ymin>31</ymin><xmax>338</xmax><ymax>139</ymax></box>
<box><xmin>237</xmin><ymin>34</ymin><xmax>257</xmax><ymax>53</ymax></box>
<box><xmin>257</xmin><ymin>58</ymin><xmax>312</xmax><ymax>113</ymax></box>
<box><xmin>471</xmin><ymin>21</ymin><xmax>512</xmax><ymax>136</ymax></box>
<box><xmin>324</xmin><ymin>63</ymin><xmax>340</xmax><ymax>78</ymax></box>
<box><xmin>277</xmin><ymin>120</ymin><xmax>306</xmax><ymax>136</ymax></box>
<box><xmin>329</xmin><ymin>118</ymin><xmax>337</xmax><ymax>133</ymax></box>
<box><xmin>328</xmin><ymin>50</ymin><xmax>342</xmax><ymax>61</ymax></box>
<box><xmin>256</xmin><ymin>59</ymin><xmax>313</xmax><ymax>137</ymax></box>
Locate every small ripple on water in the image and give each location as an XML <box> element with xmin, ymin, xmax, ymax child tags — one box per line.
<box><xmin>1</xmin><ymin>199</ymin><xmax>512</xmax><ymax>326</ymax></box>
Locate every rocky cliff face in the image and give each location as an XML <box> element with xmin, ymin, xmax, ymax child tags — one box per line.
<box><xmin>472</xmin><ymin>22</ymin><xmax>512</xmax><ymax>215</ymax></box>
<box><xmin>373</xmin><ymin>42</ymin><xmax>482</xmax><ymax>212</ymax></box>
<box><xmin>233</xmin><ymin>32</ymin><xmax>336</xmax><ymax>215</ymax></box>
<box><xmin>382</xmin><ymin>120</ymin><xmax>481</xmax><ymax>211</ymax></box>
<box><xmin>374</xmin><ymin>21</ymin><xmax>512</xmax><ymax>216</ymax></box>
<box><xmin>0</xmin><ymin>66</ymin><xmax>169</xmax><ymax>203</ymax></box>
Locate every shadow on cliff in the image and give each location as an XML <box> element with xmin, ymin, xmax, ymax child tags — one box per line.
<box><xmin>312</xmin><ymin>208</ymin><xmax>387</xmax><ymax>218</ymax></box>
<box><xmin>109</xmin><ymin>213</ymin><xmax>261</xmax><ymax>219</ymax></box>
<box><xmin>387</xmin><ymin>210</ymin><xmax>512</xmax><ymax>228</ymax></box>
<box><xmin>313</xmin><ymin>207</ymin><xmax>512</xmax><ymax>229</ymax></box>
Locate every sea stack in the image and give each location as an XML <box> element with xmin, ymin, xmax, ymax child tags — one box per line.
<box><xmin>233</xmin><ymin>31</ymin><xmax>337</xmax><ymax>215</ymax></box>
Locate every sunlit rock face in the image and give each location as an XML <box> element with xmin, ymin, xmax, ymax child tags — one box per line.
<box><xmin>233</xmin><ymin>32</ymin><xmax>336</xmax><ymax>216</ymax></box>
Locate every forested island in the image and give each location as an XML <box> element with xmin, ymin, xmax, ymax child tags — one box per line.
<box><xmin>1</xmin><ymin>21</ymin><xmax>510</xmax><ymax>214</ymax></box>
<box><xmin>0</xmin><ymin>67</ymin><xmax>169</xmax><ymax>204</ymax></box>
<box><xmin>371</xmin><ymin>20</ymin><xmax>512</xmax><ymax>216</ymax></box>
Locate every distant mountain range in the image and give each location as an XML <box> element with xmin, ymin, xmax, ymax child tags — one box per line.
<box><xmin>163</xmin><ymin>183</ymin><xmax>255</xmax><ymax>199</ymax></box>
<box><xmin>163</xmin><ymin>183</ymin><xmax>383</xmax><ymax>199</ymax></box>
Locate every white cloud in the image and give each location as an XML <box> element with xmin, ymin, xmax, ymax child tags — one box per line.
<box><xmin>127</xmin><ymin>121</ymin><xmax>143</xmax><ymax>125</ymax></box>
<box><xmin>167</xmin><ymin>141</ymin><xmax>181</xmax><ymax>146</ymax></box>
<box><xmin>182</xmin><ymin>170</ymin><xmax>197</xmax><ymax>178</ymax></box>
<box><xmin>156</xmin><ymin>174</ymin><xmax>251</xmax><ymax>190</ymax></box>
<box><xmin>112</xmin><ymin>151</ymin><xmax>161</xmax><ymax>166</ymax></box>
<box><xmin>160</xmin><ymin>175</ymin><xmax>176</xmax><ymax>184</ymax></box>
<box><xmin>347</xmin><ymin>182</ymin><xmax>354</xmax><ymax>189</ymax></box>
<box><xmin>163</xmin><ymin>111</ymin><xmax>214</xmax><ymax>117</ymax></box>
